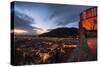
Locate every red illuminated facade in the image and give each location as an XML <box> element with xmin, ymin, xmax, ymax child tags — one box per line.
<box><xmin>80</xmin><ymin>7</ymin><xmax>97</xmax><ymax>31</ymax></box>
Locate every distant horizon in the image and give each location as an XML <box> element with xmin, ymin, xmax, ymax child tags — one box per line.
<box><xmin>12</xmin><ymin>27</ymin><xmax>79</xmax><ymax>35</ymax></box>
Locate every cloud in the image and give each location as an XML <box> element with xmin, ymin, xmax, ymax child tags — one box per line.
<box><xmin>65</xmin><ymin>21</ymin><xmax>79</xmax><ymax>28</ymax></box>
<box><xmin>14</xmin><ymin>11</ymin><xmax>34</xmax><ymax>29</ymax></box>
<box><xmin>47</xmin><ymin>4</ymin><xmax>91</xmax><ymax>26</ymax></box>
<box><xmin>13</xmin><ymin>11</ymin><xmax>43</xmax><ymax>35</ymax></box>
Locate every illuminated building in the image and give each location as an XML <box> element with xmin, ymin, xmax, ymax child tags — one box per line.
<box><xmin>80</xmin><ymin>7</ymin><xmax>97</xmax><ymax>37</ymax></box>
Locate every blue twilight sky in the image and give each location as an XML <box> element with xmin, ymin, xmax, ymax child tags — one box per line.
<box><xmin>12</xmin><ymin>1</ymin><xmax>92</xmax><ymax>35</ymax></box>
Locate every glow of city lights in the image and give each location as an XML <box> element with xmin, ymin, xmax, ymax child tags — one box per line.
<box><xmin>13</xmin><ymin>29</ymin><xmax>27</xmax><ymax>34</ymax></box>
<box><xmin>39</xmin><ymin>53</ymin><xmax>50</xmax><ymax>63</ymax></box>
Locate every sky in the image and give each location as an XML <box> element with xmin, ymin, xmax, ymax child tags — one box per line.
<box><xmin>11</xmin><ymin>1</ymin><xmax>92</xmax><ymax>35</ymax></box>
